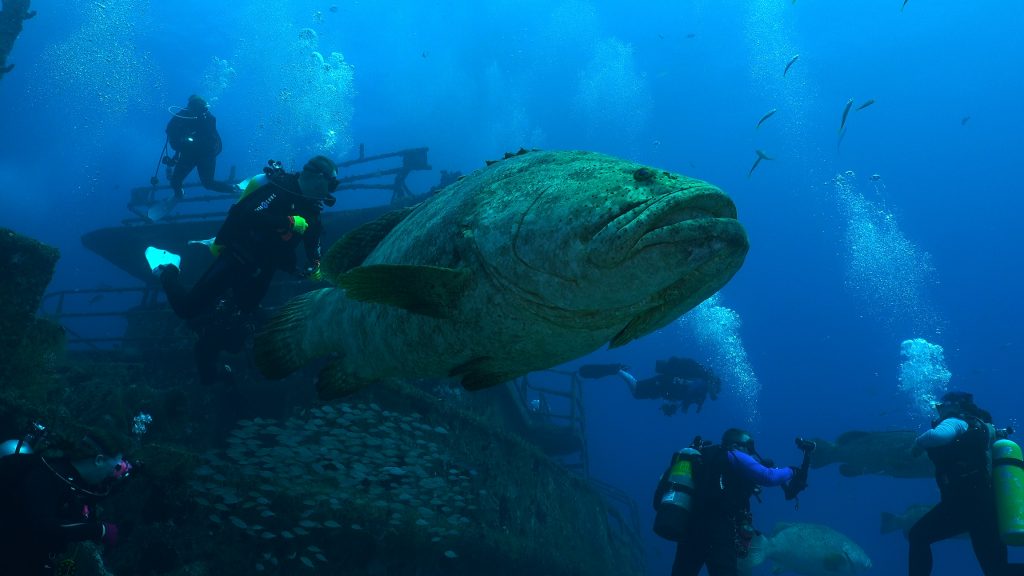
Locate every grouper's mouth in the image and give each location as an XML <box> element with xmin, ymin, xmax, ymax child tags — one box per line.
<box><xmin>589</xmin><ymin>188</ymin><xmax>743</xmax><ymax>267</ymax></box>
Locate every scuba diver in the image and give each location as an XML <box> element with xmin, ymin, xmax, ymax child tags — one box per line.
<box><xmin>908</xmin><ymin>390</ymin><xmax>1024</xmax><ymax>576</ymax></box>
<box><xmin>579</xmin><ymin>356</ymin><xmax>722</xmax><ymax>415</ymax></box>
<box><xmin>149</xmin><ymin>95</ymin><xmax>235</xmax><ymax>221</ymax></box>
<box><xmin>0</xmin><ymin>430</ymin><xmax>130</xmax><ymax>575</ymax></box>
<box><xmin>653</xmin><ymin>429</ymin><xmax>813</xmax><ymax>576</ymax></box>
<box><xmin>145</xmin><ymin>155</ymin><xmax>338</xmax><ymax>384</ymax></box>
<box><xmin>165</xmin><ymin>94</ymin><xmax>234</xmax><ymax>198</ymax></box>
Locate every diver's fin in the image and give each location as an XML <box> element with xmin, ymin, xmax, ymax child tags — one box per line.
<box><xmin>316</xmin><ymin>359</ymin><xmax>371</xmax><ymax>400</ymax></box>
<box><xmin>321</xmin><ymin>206</ymin><xmax>418</xmax><ymax>281</ymax></box>
<box><xmin>449</xmin><ymin>357</ymin><xmax>517</xmax><ymax>391</ymax></box>
<box><xmin>578</xmin><ymin>364</ymin><xmax>626</xmax><ymax>379</ymax></box>
<box><xmin>147</xmin><ymin>196</ymin><xmax>180</xmax><ymax>221</ymax></box>
<box><xmin>254</xmin><ymin>289</ymin><xmax>329</xmax><ymax>379</ymax></box>
<box><xmin>144</xmin><ymin>246</ymin><xmax>181</xmax><ymax>274</ymax></box>
<box><xmin>337</xmin><ymin>264</ymin><xmax>470</xmax><ymax>319</ymax></box>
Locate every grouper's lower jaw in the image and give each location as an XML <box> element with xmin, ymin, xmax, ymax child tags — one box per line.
<box><xmin>589</xmin><ymin>189</ymin><xmax>738</xmax><ymax>267</ymax></box>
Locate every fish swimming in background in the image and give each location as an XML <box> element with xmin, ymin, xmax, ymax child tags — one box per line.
<box><xmin>745</xmin><ymin>523</ymin><xmax>872</xmax><ymax>575</ymax></box>
<box><xmin>810</xmin><ymin>430</ymin><xmax>934</xmax><ymax>478</ymax></box>
<box><xmin>961</xmin><ymin>115</ymin><xmax>971</xmax><ymax>125</ymax></box>
<box><xmin>901</xmin><ymin>0</ymin><xmax>909</xmax><ymax>12</ymax></box>
<box><xmin>747</xmin><ymin>150</ymin><xmax>772</xmax><ymax>178</ymax></box>
<box><xmin>255</xmin><ymin>150</ymin><xmax>749</xmax><ymax>399</ymax></box>
<box><xmin>839</xmin><ymin>98</ymin><xmax>854</xmax><ymax>133</ymax></box>
<box><xmin>783</xmin><ymin>54</ymin><xmax>800</xmax><ymax>76</ymax></box>
<box><xmin>755</xmin><ymin>109</ymin><xmax>777</xmax><ymax>129</ymax></box>
<box><xmin>855</xmin><ymin>99</ymin><xmax>875</xmax><ymax>111</ymax></box>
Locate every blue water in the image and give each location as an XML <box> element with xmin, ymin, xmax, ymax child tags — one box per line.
<box><xmin>2</xmin><ymin>1</ymin><xmax>1023</xmax><ymax>574</ymax></box>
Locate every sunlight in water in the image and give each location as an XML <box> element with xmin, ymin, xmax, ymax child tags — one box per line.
<box><xmin>898</xmin><ymin>337</ymin><xmax>951</xmax><ymax>421</ymax></box>
<box><xmin>679</xmin><ymin>294</ymin><xmax>760</xmax><ymax>424</ymax></box>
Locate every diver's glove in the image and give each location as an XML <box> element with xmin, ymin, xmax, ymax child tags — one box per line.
<box><xmin>288</xmin><ymin>215</ymin><xmax>309</xmax><ymax>235</ymax></box>
<box><xmin>783</xmin><ymin>467</ymin><xmax>808</xmax><ymax>500</ymax></box>
<box><xmin>100</xmin><ymin>522</ymin><xmax>119</xmax><ymax>546</ymax></box>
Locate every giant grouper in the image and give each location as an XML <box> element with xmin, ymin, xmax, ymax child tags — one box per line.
<box><xmin>255</xmin><ymin>149</ymin><xmax>749</xmax><ymax>399</ymax></box>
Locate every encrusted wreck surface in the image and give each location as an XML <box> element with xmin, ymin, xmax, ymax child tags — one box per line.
<box><xmin>0</xmin><ymin>228</ymin><xmax>645</xmax><ymax>576</ymax></box>
<box><xmin>0</xmin><ymin>227</ymin><xmax>62</xmax><ymax>392</ymax></box>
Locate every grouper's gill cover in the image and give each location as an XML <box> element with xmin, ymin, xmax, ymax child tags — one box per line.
<box><xmin>255</xmin><ymin>150</ymin><xmax>749</xmax><ymax>399</ymax></box>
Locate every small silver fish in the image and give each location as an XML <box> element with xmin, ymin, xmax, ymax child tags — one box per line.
<box><xmin>855</xmin><ymin>99</ymin><xmax>875</xmax><ymax>111</ymax></box>
<box><xmin>839</xmin><ymin>98</ymin><xmax>854</xmax><ymax>133</ymax></box>
<box><xmin>784</xmin><ymin>54</ymin><xmax>800</xmax><ymax>76</ymax></box>
<box><xmin>756</xmin><ymin>109</ymin><xmax>777</xmax><ymax>129</ymax></box>
<box><xmin>747</xmin><ymin>150</ymin><xmax>773</xmax><ymax>178</ymax></box>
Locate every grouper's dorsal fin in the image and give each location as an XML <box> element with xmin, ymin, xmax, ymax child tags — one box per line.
<box><xmin>322</xmin><ymin>206</ymin><xmax>418</xmax><ymax>281</ymax></box>
<box><xmin>337</xmin><ymin>264</ymin><xmax>471</xmax><ymax>319</ymax></box>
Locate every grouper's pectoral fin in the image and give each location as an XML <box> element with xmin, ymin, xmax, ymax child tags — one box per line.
<box><xmin>449</xmin><ymin>357</ymin><xmax>518</xmax><ymax>391</ymax></box>
<box><xmin>321</xmin><ymin>206</ymin><xmax>419</xmax><ymax>281</ymax></box>
<box><xmin>337</xmin><ymin>264</ymin><xmax>471</xmax><ymax>319</ymax></box>
<box><xmin>316</xmin><ymin>359</ymin><xmax>372</xmax><ymax>400</ymax></box>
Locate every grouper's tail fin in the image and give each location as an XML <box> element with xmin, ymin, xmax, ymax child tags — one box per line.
<box><xmin>255</xmin><ymin>289</ymin><xmax>329</xmax><ymax>379</ymax></box>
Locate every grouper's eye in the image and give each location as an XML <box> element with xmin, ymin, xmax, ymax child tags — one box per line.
<box><xmin>633</xmin><ymin>168</ymin><xmax>655</xmax><ymax>182</ymax></box>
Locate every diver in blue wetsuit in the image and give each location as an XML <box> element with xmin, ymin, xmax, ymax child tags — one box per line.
<box><xmin>654</xmin><ymin>429</ymin><xmax>807</xmax><ymax>576</ymax></box>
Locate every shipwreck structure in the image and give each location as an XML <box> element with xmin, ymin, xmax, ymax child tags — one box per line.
<box><xmin>5</xmin><ymin>146</ymin><xmax>646</xmax><ymax>576</ymax></box>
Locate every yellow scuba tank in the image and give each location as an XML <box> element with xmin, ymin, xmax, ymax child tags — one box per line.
<box><xmin>653</xmin><ymin>447</ymin><xmax>701</xmax><ymax>541</ymax></box>
<box><xmin>993</xmin><ymin>438</ymin><xmax>1024</xmax><ymax>545</ymax></box>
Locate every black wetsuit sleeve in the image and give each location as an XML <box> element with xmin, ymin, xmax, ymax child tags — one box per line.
<box><xmin>23</xmin><ymin>467</ymin><xmax>103</xmax><ymax>548</ymax></box>
<box><xmin>304</xmin><ymin>216</ymin><xmax>323</xmax><ymax>265</ymax></box>
<box><xmin>166</xmin><ymin>116</ymin><xmax>187</xmax><ymax>150</ymax></box>
<box><xmin>205</xmin><ymin>114</ymin><xmax>223</xmax><ymax>156</ymax></box>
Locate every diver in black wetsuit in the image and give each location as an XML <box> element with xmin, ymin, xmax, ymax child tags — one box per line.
<box><xmin>146</xmin><ymin>156</ymin><xmax>338</xmax><ymax>385</ymax></box>
<box><xmin>579</xmin><ymin>356</ymin><xmax>722</xmax><ymax>415</ymax></box>
<box><xmin>164</xmin><ymin>94</ymin><xmax>235</xmax><ymax>199</ymax></box>
<box><xmin>0</xmin><ymin>440</ymin><xmax>131</xmax><ymax>575</ymax></box>
<box><xmin>908</xmin><ymin>391</ymin><xmax>1024</xmax><ymax>576</ymax></box>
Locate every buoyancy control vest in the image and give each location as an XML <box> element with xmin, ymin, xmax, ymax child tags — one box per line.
<box><xmin>652</xmin><ymin>442</ymin><xmax>758</xmax><ymax>542</ymax></box>
<box><xmin>928</xmin><ymin>415</ymin><xmax>994</xmax><ymax>496</ymax></box>
<box><xmin>214</xmin><ymin>169</ymin><xmax>320</xmax><ymax>268</ymax></box>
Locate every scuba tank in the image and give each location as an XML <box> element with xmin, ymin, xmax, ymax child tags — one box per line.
<box><xmin>993</xmin><ymin>437</ymin><xmax>1024</xmax><ymax>545</ymax></box>
<box><xmin>653</xmin><ymin>445</ymin><xmax>702</xmax><ymax>541</ymax></box>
